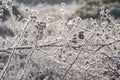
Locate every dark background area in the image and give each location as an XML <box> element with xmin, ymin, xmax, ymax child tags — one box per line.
<box><xmin>0</xmin><ymin>0</ymin><xmax>120</xmax><ymax>21</ymax></box>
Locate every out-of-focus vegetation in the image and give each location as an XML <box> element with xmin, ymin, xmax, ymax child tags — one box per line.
<box><xmin>71</xmin><ymin>0</ymin><xmax>120</xmax><ymax>19</ymax></box>
<box><xmin>16</xmin><ymin>0</ymin><xmax>120</xmax><ymax>19</ymax></box>
<box><xmin>0</xmin><ymin>0</ymin><xmax>22</xmax><ymax>21</ymax></box>
<box><xmin>0</xmin><ymin>0</ymin><xmax>120</xmax><ymax>21</ymax></box>
<box><xmin>17</xmin><ymin>0</ymin><xmax>74</xmax><ymax>5</ymax></box>
<box><xmin>0</xmin><ymin>0</ymin><xmax>120</xmax><ymax>80</ymax></box>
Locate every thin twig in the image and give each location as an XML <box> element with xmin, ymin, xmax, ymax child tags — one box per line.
<box><xmin>0</xmin><ymin>40</ymin><xmax>120</xmax><ymax>53</ymax></box>
<box><xmin>62</xmin><ymin>33</ymin><xmax>94</xmax><ymax>80</ymax></box>
<box><xmin>0</xmin><ymin>19</ymin><xmax>30</xmax><ymax>80</ymax></box>
<box><xmin>95</xmin><ymin>40</ymin><xmax>120</xmax><ymax>52</ymax></box>
<box><xmin>20</xmin><ymin>47</ymin><xmax>36</xmax><ymax>80</ymax></box>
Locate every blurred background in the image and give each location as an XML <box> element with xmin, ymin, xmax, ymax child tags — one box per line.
<box><xmin>0</xmin><ymin>0</ymin><xmax>120</xmax><ymax>21</ymax></box>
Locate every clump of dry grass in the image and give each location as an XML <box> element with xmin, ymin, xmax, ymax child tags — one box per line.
<box><xmin>0</xmin><ymin>0</ymin><xmax>120</xmax><ymax>80</ymax></box>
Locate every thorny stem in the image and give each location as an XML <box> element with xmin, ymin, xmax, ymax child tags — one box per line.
<box><xmin>0</xmin><ymin>19</ymin><xmax>30</xmax><ymax>80</ymax></box>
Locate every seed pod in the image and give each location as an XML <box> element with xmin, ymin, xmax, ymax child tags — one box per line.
<box><xmin>78</xmin><ymin>31</ymin><xmax>84</xmax><ymax>39</ymax></box>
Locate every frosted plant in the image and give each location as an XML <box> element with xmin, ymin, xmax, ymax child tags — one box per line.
<box><xmin>0</xmin><ymin>1</ymin><xmax>120</xmax><ymax>80</ymax></box>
